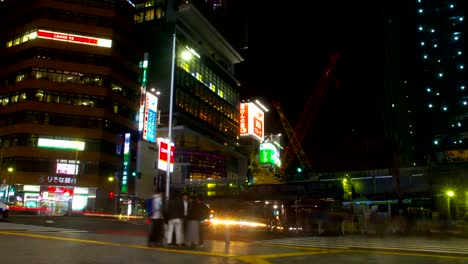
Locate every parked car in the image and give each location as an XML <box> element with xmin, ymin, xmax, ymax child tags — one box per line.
<box><xmin>0</xmin><ymin>201</ymin><xmax>9</xmax><ymax>221</ymax></box>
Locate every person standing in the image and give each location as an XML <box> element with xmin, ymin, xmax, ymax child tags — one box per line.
<box><xmin>165</xmin><ymin>191</ymin><xmax>185</xmax><ymax>247</ymax></box>
<box><xmin>194</xmin><ymin>194</ymin><xmax>209</xmax><ymax>247</ymax></box>
<box><xmin>146</xmin><ymin>192</ymin><xmax>165</xmax><ymax>247</ymax></box>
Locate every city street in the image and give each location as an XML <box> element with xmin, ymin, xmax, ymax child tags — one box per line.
<box><xmin>1</xmin><ymin>215</ymin><xmax>468</xmax><ymax>263</ymax></box>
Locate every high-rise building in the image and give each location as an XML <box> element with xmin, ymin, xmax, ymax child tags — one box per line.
<box><xmin>0</xmin><ymin>0</ymin><xmax>142</xmax><ymax>213</ymax></box>
<box><xmin>385</xmin><ymin>0</ymin><xmax>466</xmax><ymax>165</ymax></box>
<box><xmin>133</xmin><ymin>1</ymin><xmax>247</xmax><ymax>198</ymax></box>
<box><xmin>414</xmin><ymin>0</ymin><xmax>466</xmax><ymax>163</ymax></box>
<box><xmin>383</xmin><ymin>0</ymin><xmax>468</xmax><ymax>214</ymax></box>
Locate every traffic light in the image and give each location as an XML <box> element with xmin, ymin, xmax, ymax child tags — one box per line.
<box><xmin>109</xmin><ymin>191</ymin><xmax>115</xmax><ymax>199</ymax></box>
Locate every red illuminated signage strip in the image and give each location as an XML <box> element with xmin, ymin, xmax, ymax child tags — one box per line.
<box><xmin>37</xmin><ymin>30</ymin><xmax>110</xmax><ymax>47</ymax></box>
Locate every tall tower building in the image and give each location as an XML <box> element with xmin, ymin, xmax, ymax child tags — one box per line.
<box><xmin>0</xmin><ymin>0</ymin><xmax>142</xmax><ymax>213</ymax></box>
<box><xmin>415</xmin><ymin>1</ymin><xmax>466</xmax><ymax>162</ymax></box>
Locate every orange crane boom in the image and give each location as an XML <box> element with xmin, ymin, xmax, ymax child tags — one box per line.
<box><xmin>275</xmin><ymin>53</ymin><xmax>341</xmax><ymax>177</ymax></box>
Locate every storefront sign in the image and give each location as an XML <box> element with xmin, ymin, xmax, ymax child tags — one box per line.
<box><xmin>39</xmin><ymin>176</ymin><xmax>77</xmax><ymax>185</ymax></box>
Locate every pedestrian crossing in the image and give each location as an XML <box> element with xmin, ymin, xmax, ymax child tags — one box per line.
<box><xmin>0</xmin><ymin>222</ymin><xmax>87</xmax><ymax>233</ymax></box>
<box><xmin>254</xmin><ymin>235</ymin><xmax>468</xmax><ymax>255</ymax></box>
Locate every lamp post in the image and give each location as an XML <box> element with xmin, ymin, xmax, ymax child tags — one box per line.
<box><xmin>165</xmin><ymin>32</ymin><xmax>176</xmax><ymax>202</ymax></box>
<box><xmin>5</xmin><ymin>167</ymin><xmax>14</xmax><ymax>202</ymax></box>
<box><xmin>446</xmin><ymin>190</ymin><xmax>455</xmax><ymax>219</ymax></box>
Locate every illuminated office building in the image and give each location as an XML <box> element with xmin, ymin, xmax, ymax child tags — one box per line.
<box><xmin>134</xmin><ymin>1</ymin><xmax>247</xmax><ymax>197</ymax></box>
<box><xmin>0</xmin><ymin>0</ymin><xmax>142</xmax><ymax>213</ymax></box>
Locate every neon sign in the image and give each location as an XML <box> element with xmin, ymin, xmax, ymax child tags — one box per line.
<box><xmin>37</xmin><ymin>30</ymin><xmax>112</xmax><ymax>48</ymax></box>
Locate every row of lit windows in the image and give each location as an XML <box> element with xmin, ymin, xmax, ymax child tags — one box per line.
<box><xmin>0</xmin><ymin>111</ymin><xmax>135</xmax><ymax>139</ymax></box>
<box><xmin>134</xmin><ymin>7</ymin><xmax>164</xmax><ymax>23</ymax></box>
<box><xmin>1</xmin><ymin>67</ymin><xmax>138</xmax><ymax>103</ymax></box>
<box><xmin>0</xmin><ymin>89</ymin><xmax>137</xmax><ymax>121</ymax></box>
<box><xmin>177</xmin><ymin>70</ymin><xmax>238</xmax><ymax>122</ymax></box>
<box><xmin>176</xmin><ymin>48</ymin><xmax>238</xmax><ymax>107</ymax></box>
<box><xmin>176</xmin><ymin>89</ymin><xmax>238</xmax><ymax>141</ymax></box>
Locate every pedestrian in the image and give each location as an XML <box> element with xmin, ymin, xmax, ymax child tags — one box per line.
<box><xmin>165</xmin><ymin>190</ymin><xmax>185</xmax><ymax>248</ymax></box>
<box><xmin>184</xmin><ymin>195</ymin><xmax>199</xmax><ymax>248</ymax></box>
<box><xmin>195</xmin><ymin>194</ymin><xmax>209</xmax><ymax>247</ymax></box>
<box><xmin>145</xmin><ymin>192</ymin><xmax>165</xmax><ymax>247</ymax></box>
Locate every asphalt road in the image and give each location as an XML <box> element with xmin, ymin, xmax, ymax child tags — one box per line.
<box><xmin>1</xmin><ymin>215</ymin><xmax>468</xmax><ymax>264</ymax></box>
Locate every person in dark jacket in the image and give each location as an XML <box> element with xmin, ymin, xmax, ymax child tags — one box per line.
<box><xmin>194</xmin><ymin>194</ymin><xmax>209</xmax><ymax>247</ymax></box>
<box><xmin>165</xmin><ymin>191</ymin><xmax>185</xmax><ymax>247</ymax></box>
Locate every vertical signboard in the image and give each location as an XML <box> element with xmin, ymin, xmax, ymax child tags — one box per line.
<box><xmin>239</xmin><ymin>102</ymin><xmax>264</xmax><ymax>142</ymax></box>
<box><xmin>239</xmin><ymin>103</ymin><xmax>249</xmax><ymax>137</ymax></box>
<box><xmin>121</xmin><ymin>133</ymin><xmax>131</xmax><ymax>194</ymax></box>
<box><xmin>158</xmin><ymin>138</ymin><xmax>174</xmax><ymax>172</ymax></box>
<box><xmin>138</xmin><ymin>53</ymin><xmax>148</xmax><ymax>133</ymax></box>
<box><xmin>143</xmin><ymin>92</ymin><xmax>158</xmax><ymax>143</ymax></box>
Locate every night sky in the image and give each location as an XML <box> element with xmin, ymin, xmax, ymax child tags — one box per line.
<box><xmin>223</xmin><ymin>1</ymin><xmax>392</xmax><ymax>171</ymax></box>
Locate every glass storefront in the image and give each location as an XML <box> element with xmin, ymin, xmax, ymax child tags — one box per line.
<box><xmin>5</xmin><ymin>184</ymin><xmax>94</xmax><ymax>215</ymax></box>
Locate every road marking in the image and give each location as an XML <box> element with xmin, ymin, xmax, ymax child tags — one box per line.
<box><xmin>347</xmin><ymin>249</ymin><xmax>468</xmax><ymax>260</ymax></box>
<box><xmin>236</xmin><ymin>256</ymin><xmax>273</xmax><ymax>264</ymax></box>
<box><xmin>3</xmin><ymin>230</ymin><xmax>467</xmax><ymax>263</ymax></box>
<box><xmin>0</xmin><ymin>231</ymin><xmax>235</xmax><ymax>258</ymax></box>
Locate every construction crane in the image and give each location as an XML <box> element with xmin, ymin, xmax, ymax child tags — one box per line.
<box><xmin>274</xmin><ymin>53</ymin><xmax>342</xmax><ymax>179</ymax></box>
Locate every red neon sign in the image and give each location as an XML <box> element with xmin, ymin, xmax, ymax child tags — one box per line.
<box><xmin>37</xmin><ymin>30</ymin><xmax>111</xmax><ymax>48</ymax></box>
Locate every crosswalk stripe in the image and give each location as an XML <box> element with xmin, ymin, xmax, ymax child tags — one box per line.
<box><xmin>254</xmin><ymin>236</ymin><xmax>468</xmax><ymax>254</ymax></box>
<box><xmin>0</xmin><ymin>223</ymin><xmax>87</xmax><ymax>233</ymax></box>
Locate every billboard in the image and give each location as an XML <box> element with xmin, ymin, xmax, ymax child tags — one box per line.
<box><xmin>158</xmin><ymin>138</ymin><xmax>174</xmax><ymax>172</ymax></box>
<box><xmin>38</xmin><ymin>138</ymin><xmax>85</xmax><ymax>150</ymax></box>
<box><xmin>37</xmin><ymin>29</ymin><xmax>112</xmax><ymax>48</ymax></box>
<box><xmin>259</xmin><ymin>142</ymin><xmax>280</xmax><ymax>166</ymax></box>
<box><xmin>239</xmin><ymin>102</ymin><xmax>264</xmax><ymax>142</ymax></box>
<box><xmin>143</xmin><ymin>92</ymin><xmax>158</xmax><ymax>143</ymax></box>
<box><xmin>56</xmin><ymin>163</ymin><xmax>78</xmax><ymax>175</ymax></box>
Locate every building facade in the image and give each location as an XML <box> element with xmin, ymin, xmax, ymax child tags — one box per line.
<box><xmin>415</xmin><ymin>0</ymin><xmax>466</xmax><ymax>162</ymax></box>
<box><xmin>383</xmin><ymin>0</ymin><xmax>467</xmax><ymax>217</ymax></box>
<box><xmin>134</xmin><ymin>1</ymin><xmax>247</xmax><ymax>198</ymax></box>
<box><xmin>0</xmin><ymin>0</ymin><xmax>142</xmax><ymax>213</ymax></box>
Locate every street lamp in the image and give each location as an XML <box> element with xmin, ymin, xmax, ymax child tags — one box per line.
<box><xmin>446</xmin><ymin>190</ymin><xmax>455</xmax><ymax>219</ymax></box>
<box><xmin>165</xmin><ymin>31</ymin><xmax>176</xmax><ymax>203</ymax></box>
<box><xmin>5</xmin><ymin>167</ymin><xmax>14</xmax><ymax>202</ymax></box>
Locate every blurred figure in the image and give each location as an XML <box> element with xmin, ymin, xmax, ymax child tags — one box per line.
<box><xmin>165</xmin><ymin>191</ymin><xmax>185</xmax><ymax>247</ymax></box>
<box><xmin>185</xmin><ymin>194</ymin><xmax>209</xmax><ymax>248</ymax></box>
<box><xmin>145</xmin><ymin>192</ymin><xmax>165</xmax><ymax>247</ymax></box>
